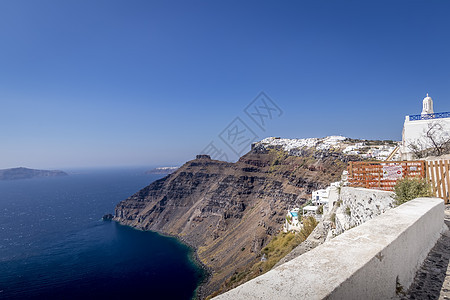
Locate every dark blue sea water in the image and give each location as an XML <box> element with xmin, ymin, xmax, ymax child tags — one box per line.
<box><xmin>0</xmin><ymin>169</ymin><xmax>204</xmax><ymax>299</ymax></box>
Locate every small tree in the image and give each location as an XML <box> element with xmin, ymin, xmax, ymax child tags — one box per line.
<box><xmin>408</xmin><ymin>121</ymin><xmax>450</xmax><ymax>158</ymax></box>
<box><xmin>394</xmin><ymin>177</ymin><xmax>432</xmax><ymax>205</ymax></box>
<box><xmin>407</xmin><ymin>139</ymin><xmax>427</xmax><ymax>159</ymax></box>
<box><xmin>425</xmin><ymin>122</ymin><xmax>450</xmax><ymax>156</ymax></box>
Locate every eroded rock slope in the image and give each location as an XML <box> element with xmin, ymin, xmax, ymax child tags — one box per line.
<box><xmin>114</xmin><ymin>145</ymin><xmax>355</xmax><ymax>296</ymax></box>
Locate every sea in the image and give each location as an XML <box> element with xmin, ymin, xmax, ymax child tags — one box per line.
<box><xmin>0</xmin><ymin>168</ymin><xmax>205</xmax><ymax>300</ymax></box>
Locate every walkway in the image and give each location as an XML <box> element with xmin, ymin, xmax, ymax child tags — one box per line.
<box><xmin>403</xmin><ymin>207</ymin><xmax>450</xmax><ymax>300</ymax></box>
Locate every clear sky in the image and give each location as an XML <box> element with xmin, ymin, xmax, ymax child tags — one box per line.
<box><xmin>1</xmin><ymin>0</ymin><xmax>449</xmax><ymax>169</ymax></box>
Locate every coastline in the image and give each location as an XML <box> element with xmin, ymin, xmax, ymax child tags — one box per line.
<box><xmin>113</xmin><ymin>220</ymin><xmax>213</xmax><ymax>300</ymax></box>
<box><xmin>178</xmin><ymin>235</ymin><xmax>213</xmax><ymax>300</ymax></box>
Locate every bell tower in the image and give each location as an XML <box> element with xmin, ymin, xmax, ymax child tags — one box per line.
<box><xmin>421</xmin><ymin>93</ymin><xmax>434</xmax><ymax>115</ymax></box>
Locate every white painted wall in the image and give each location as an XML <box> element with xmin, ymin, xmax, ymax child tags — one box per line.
<box><xmin>213</xmin><ymin>198</ymin><xmax>445</xmax><ymax>300</ymax></box>
<box><xmin>332</xmin><ymin>187</ymin><xmax>395</xmax><ymax>236</ymax></box>
<box><xmin>401</xmin><ymin>117</ymin><xmax>450</xmax><ymax>160</ymax></box>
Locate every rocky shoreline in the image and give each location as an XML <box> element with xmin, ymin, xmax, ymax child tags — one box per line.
<box><xmin>146</xmin><ymin>228</ymin><xmax>214</xmax><ymax>299</ymax></box>
<box><xmin>175</xmin><ymin>236</ymin><xmax>212</xmax><ymax>299</ymax></box>
<box><xmin>112</xmin><ymin>220</ymin><xmax>212</xmax><ymax>299</ymax></box>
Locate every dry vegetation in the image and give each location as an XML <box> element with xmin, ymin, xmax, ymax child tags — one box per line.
<box><xmin>394</xmin><ymin>177</ymin><xmax>432</xmax><ymax>205</ymax></box>
<box><xmin>208</xmin><ymin>216</ymin><xmax>318</xmax><ymax>299</ymax></box>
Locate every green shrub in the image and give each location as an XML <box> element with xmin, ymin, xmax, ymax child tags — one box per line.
<box><xmin>394</xmin><ymin>177</ymin><xmax>432</xmax><ymax>205</ymax></box>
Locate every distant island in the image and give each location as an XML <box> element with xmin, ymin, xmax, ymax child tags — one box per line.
<box><xmin>145</xmin><ymin>166</ymin><xmax>179</xmax><ymax>175</ymax></box>
<box><xmin>0</xmin><ymin>167</ymin><xmax>68</xmax><ymax>180</ymax></box>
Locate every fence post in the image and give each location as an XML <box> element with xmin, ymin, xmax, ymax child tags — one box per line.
<box><xmin>429</xmin><ymin>161</ymin><xmax>437</xmax><ymax>197</ymax></box>
<box><xmin>445</xmin><ymin>160</ymin><xmax>450</xmax><ymax>204</ymax></box>
<box><xmin>439</xmin><ymin>161</ymin><xmax>447</xmax><ymax>203</ymax></box>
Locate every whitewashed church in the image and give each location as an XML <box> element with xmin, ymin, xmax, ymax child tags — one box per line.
<box><xmin>400</xmin><ymin>94</ymin><xmax>450</xmax><ymax>160</ymax></box>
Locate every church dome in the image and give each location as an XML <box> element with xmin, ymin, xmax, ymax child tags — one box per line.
<box><xmin>423</xmin><ymin>93</ymin><xmax>432</xmax><ymax>101</ymax></box>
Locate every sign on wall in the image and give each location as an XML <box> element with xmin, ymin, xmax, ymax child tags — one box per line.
<box><xmin>382</xmin><ymin>165</ymin><xmax>403</xmax><ymax>179</ymax></box>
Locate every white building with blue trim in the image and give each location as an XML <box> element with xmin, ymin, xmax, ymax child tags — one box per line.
<box><xmin>401</xmin><ymin>94</ymin><xmax>450</xmax><ymax>160</ymax></box>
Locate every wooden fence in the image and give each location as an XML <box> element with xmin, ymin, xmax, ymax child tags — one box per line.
<box><xmin>347</xmin><ymin>161</ymin><xmax>425</xmax><ymax>191</ymax></box>
<box><xmin>347</xmin><ymin>160</ymin><xmax>450</xmax><ymax>204</ymax></box>
<box><xmin>426</xmin><ymin>160</ymin><xmax>450</xmax><ymax>204</ymax></box>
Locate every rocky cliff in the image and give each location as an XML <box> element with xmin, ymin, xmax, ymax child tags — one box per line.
<box><xmin>114</xmin><ymin>141</ymin><xmax>359</xmax><ymax>297</ymax></box>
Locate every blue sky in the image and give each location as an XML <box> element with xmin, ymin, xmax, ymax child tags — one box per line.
<box><xmin>1</xmin><ymin>0</ymin><xmax>449</xmax><ymax>168</ymax></box>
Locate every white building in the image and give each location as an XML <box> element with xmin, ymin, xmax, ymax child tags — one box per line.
<box><xmin>312</xmin><ymin>189</ymin><xmax>329</xmax><ymax>205</ymax></box>
<box><xmin>400</xmin><ymin>94</ymin><xmax>450</xmax><ymax>160</ymax></box>
<box><xmin>309</xmin><ymin>182</ymin><xmax>341</xmax><ymax>216</ymax></box>
<box><xmin>302</xmin><ymin>205</ymin><xmax>319</xmax><ymax>217</ymax></box>
<box><xmin>284</xmin><ymin>208</ymin><xmax>301</xmax><ymax>232</ymax></box>
<box><xmin>312</xmin><ymin>182</ymin><xmax>340</xmax><ymax>205</ymax></box>
<box><xmin>343</xmin><ymin>142</ymin><xmax>366</xmax><ymax>155</ymax></box>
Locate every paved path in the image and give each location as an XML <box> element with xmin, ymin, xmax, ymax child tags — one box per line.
<box><xmin>403</xmin><ymin>207</ymin><xmax>450</xmax><ymax>300</ymax></box>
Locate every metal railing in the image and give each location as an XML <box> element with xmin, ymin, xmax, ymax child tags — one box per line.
<box><xmin>409</xmin><ymin>111</ymin><xmax>450</xmax><ymax>121</ymax></box>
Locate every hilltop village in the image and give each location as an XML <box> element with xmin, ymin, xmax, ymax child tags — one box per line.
<box><xmin>283</xmin><ymin>93</ymin><xmax>450</xmax><ymax>235</ymax></box>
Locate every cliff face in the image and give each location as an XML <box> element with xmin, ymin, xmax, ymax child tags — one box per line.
<box><xmin>114</xmin><ymin>145</ymin><xmax>354</xmax><ymax>296</ymax></box>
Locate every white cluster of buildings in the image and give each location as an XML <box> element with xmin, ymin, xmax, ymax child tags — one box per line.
<box><xmin>369</xmin><ymin>146</ymin><xmax>400</xmax><ymax>160</ymax></box>
<box><xmin>342</xmin><ymin>143</ymin><xmax>366</xmax><ymax>155</ymax></box>
<box><xmin>257</xmin><ymin>136</ymin><xmax>348</xmax><ymax>153</ymax></box>
<box><xmin>284</xmin><ymin>182</ymin><xmax>341</xmax><ymax>233</ymax></box>
<box><xmin>256</xmin><ymin>135</ymin><xmax>400</xmax><ymax>161</ymax></box>
<box><xmin>343</xmin><ymin>143</ymin><xmax>400</xmax><ymax>160</ymax></box>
